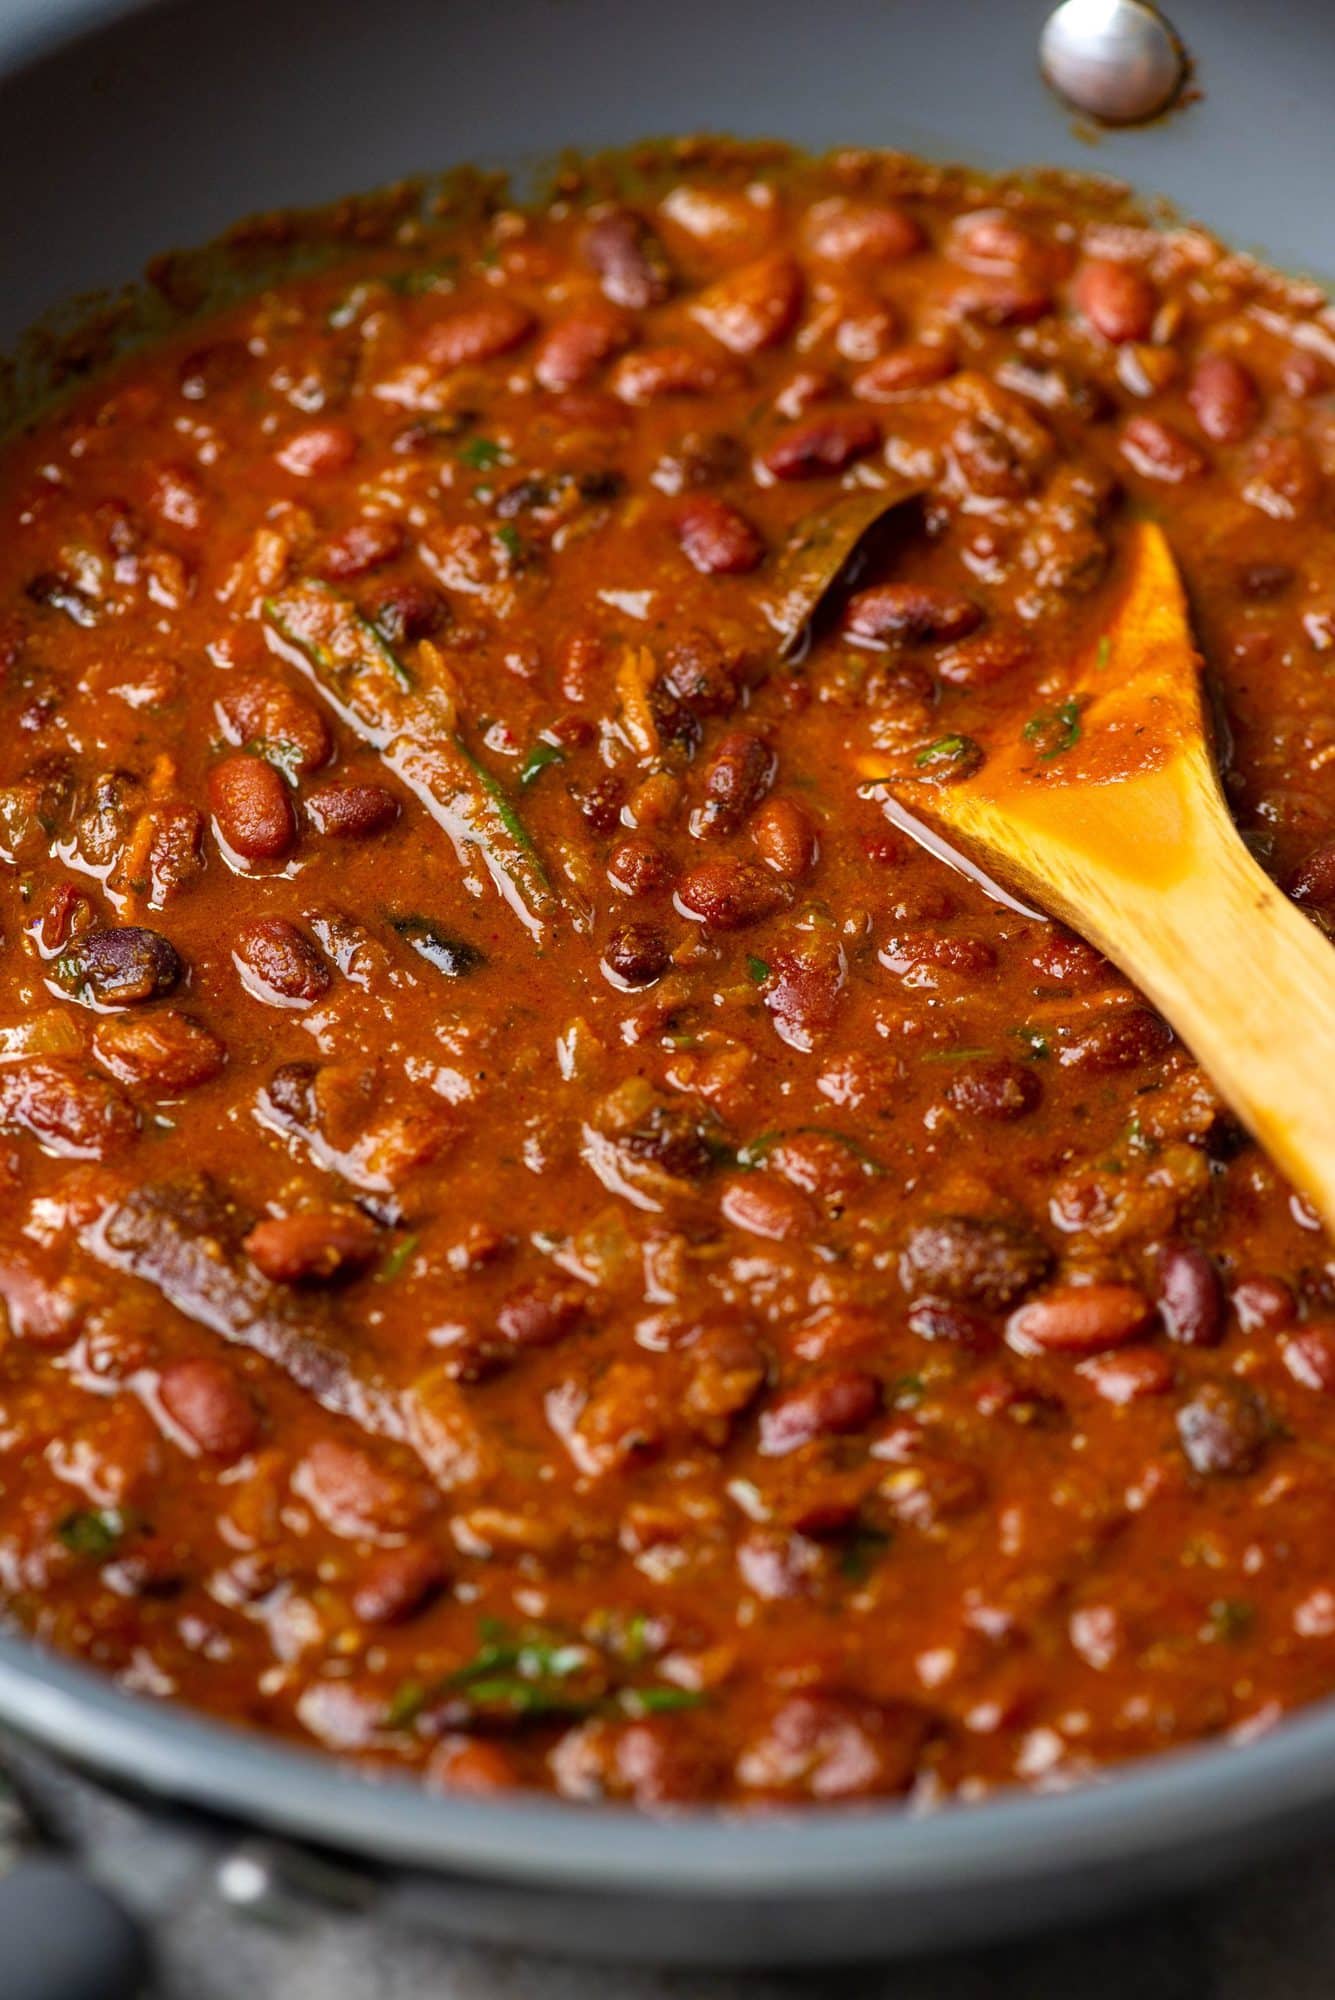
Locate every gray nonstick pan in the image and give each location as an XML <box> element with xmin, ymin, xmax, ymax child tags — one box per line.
<box><xmin>0</xmin><ymin>0</ymin><xmax>1334</xmax><ymax>1970</ymax></box>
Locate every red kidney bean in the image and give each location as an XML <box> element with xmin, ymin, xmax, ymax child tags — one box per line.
<box><xmin>906</xmin><ymin>1298</ymin><xmax>996</xmax><ymax>1352</ymax></box>
<box><xmin>760</xmin><ymin>413</ymin><xmax>880</xmax><ymax>480</ymax></box>
<box><xmin>693</xmin><ymin>731</ymin><xmax>775</xmax><ymax>837</ymax></box>
<box><xmin>583</xmin><ymin>207</ymin><xmax>673</xmax><ymax>309</ymax></box>
<box><xmin>233</xmin><ymin>917</ymin><xmax>331</xmax><ymax>1007</ymax></box>
<box><xmin>682</xmin><ymin>1324</ymin><xmax>767</xmax><ymax>1441</ymax></box>
<box><xmin>216</xmin><ymin>675</ymin><xmax>331</xmax><ymax>776</ymax></box>
<box><xmin>737</xmin><ymin>1692</ymin><xmax>928</xmax><ymax>1800</ymax></box>
<box><xmin>574</xmin><ymin>774</ymin><xmax>625</xmax><ymax>836</ymax></box>
<box><xmin>658</xmin><ymin>631</ymin><xmax>744</xmax><ymax>718</ymax></box>
<box><xmin>0</xmin><ymin>1254</ymin><xmax>85</xmax><ymax>1348</ymax></box>
<box><xmin>758</xmin><ymin>1370</ymin><xmax>881</xmax><ymax>1455</ymax></box>
<box><xmin>1188</xmin><ymin>353</ymin><xmax>1260</xmax><ymax>444</ymax></box>
<box><xmin>495</xmin><ymin>1280</ymin><xmax>585</xmax><ymax>1350</ymax></box>
<box><xmin>691</xmin><ymin>254</ymin><xmax>803</xmax><ymax>356</ymax></box>
<box><xmin>0</xmin><ymin>1058</ymin><xmax>138</xmax><ymax>1159</ymax></box>
<box><xmin>295</xmin><ymin>1437</ymin><xmax>424</xmax><ymax>1537</ymax></box>
<box><xmin>62</xmin><ymin>926</ymin><xmax>180</xmax><ymax>1006</ymax></box>
<box><xmin>607</xmin><ymin>835</ymin><xmax>676</xmax><ymax>897</ymax></box>
<box><xmin>652</xmin><ymin>428</ymin><xmax>748</xmax><ymax>493</ymax></box>
<box><xmin>1029</xmin><ymin>927</ymin><xmax>1110</xmax><ymax>987</ymax></box>
<box><xmin>750</xmin><ymin>796</ymin><xmax>817</xmax><ymax>880</ymax></box>
<box><xmin>370</xmin><ymin>579</ymin><xmax>449</xmax><ymax>646</ymax></box>
<box><xmin>973</xmin><ymin>1372</ymin><xmax>1065</xmax><ymax>1423</ymax></box>
<box><xmin>952</xmin><ymin>278</ymin><xmax>1053</xmax><ymax>327</ymax></box>
<box><xmin>150</xmin><ymin>462</ymin><xmax>205</xmax><ymax>532</ymax></box>
<box><xmin>428</xmin><ymin>1737</ymin><xmax>520</xmax><ymax>1795</ymax></box>
<box><xmin>946</xmin><ymin>1059</ymin><xmax>1041</xmax><ymax>1121</ymax></box>
<box><xmin>352</xmin><ymin>1540</ymin><xmax>447</xmax><ymax>1625</ymax></box>
<box><xmin>803</xmin><ymin>198</ymin><xmax>923</xmax><ymax>264</ymax></box>
<box><xmin>1283</xmin><ymin>1325</ymin><xmax>1335</xmax><ymax>1393</ymax></box>
<box><xmin>158</xmin><ymin>1356</ymin><xmax>258</xmax><ymax>1460</ymax></box>
<box><xmin>419</xmin><ymin>301</ymin><xmax>535</xmax><ymax>370</ymax></box>
<box><xmin>1289</xmin><ymin>840</ymin><xmax>1335</xmax><ymax>909</ymax></box>
<box><xmin>1156</xmin><ymin>1243</ymin><xmax>1224</xmax><ymax>1347</ymax></box>
<box><xmin>844</xmin><ymin>582</ymin><xmax>982</xmax><ymax>645</ymax></box>
<box><xmin>572</xmin><ymin>1360</ymin><xmax>664</xmax><ymax>1472</ymax></box>
<box><xmin>675</xmin><ymin>858</ymin><xmax>790</xmax><ymax>930</ymax></box>
<box><xmin>1120</xmin><ymin>415</ymin><xmax>1205</xmax><ymax>483</ymax></box>
<box><xmin>791</xmin><ymin>1305</ymin><xmax>879</xmax><ymax>1362</ymax></box>
<box><xmin>852</xmin><ymin>344</ymin><xmax>957</xmax><ymax>399</ymax></box>
<box><xmin>1232</xmin><ymin>1274</ymin><xmax>1296</xmax><ymax>1333</ymax></box>
<box><xmin>316</xmin><ymin>518</ymin><xmax>405</xmax><ymax>581</ymax></box>
<box><xmin>882</xmin><ymin>1452</ymin><xmax>986</xmax><ymax>1530</ymax></box>
<box><xmin>1074</xmin><ymin>258</ymin><xmax>1157</xmax><ymax>344</ymax></box>
<box><xmin>1236</xmin><ymin>561</ymin><xmax>1294</xmax><ymax>601</ymax></box>
<box><xmin>550</xmin><ymin>386</ymin><xmax>627</xmax><ymax>430</ymax></box>
<box><xmin>880</xmin><ymin>932</ymin><xmax>995</xmax><ymax>977</ymax></box>
<box><xmin>935</xmin><ymin>627</ymin><xmax>1031</xmax><ymax>688</ymax></box>
<box><xmin>144</xmin><ymin>804</ymin><xmax>207</xmax><ymax>905</ymax></box>
<box><xmin>533</xmin><ymin>306</ymin><xmax>634</xmax><ymax>391</ymax></box>
<box><xmin>766</xmin><ymin>1132</ymin><xmax>866</xmax><ymax>1204</ymax></box>
<box><xmin>273</xmin><ymin>423</ymin><xmax>359</xmax><ymax>478</ymax></box>
<box><xmin>1057</xmin><ymin>1008</ymin><xmax>1171</xmax><ymax>1071</ymax></box>
<box><xmin>950</xmin><ymin>211</ymin><xmax>1044</xmax><ymax>271</ymax></box>
<box><xmin>244</xmin><ymin>1209</ymin><xmax>380</xmax><ymax>1284</ymax></box>
<box><xmin>1242</xmin><ymin>430</ymin><xmax>1321</xmax><ymax>520</ymax></box>
<box><xmin>612</xmin><ymin>346</ymin><xmax>732</xmax><ymax>404</ymax></box>
<box><xmin>304</xmin><ymin>780</ymin><xmax>400</xmax><ymax>839</ymax></box>
<box><xmin>1007</xmin><ymin>1283</ymin><xmax>1154</xmax><ymax>1356</ymax></box>
<box><xmin>720</xmin><ymin>1173</ymin><xmax>815</xmax><ymax>1241</ymax></box>
<box><xmin>1176</xmin><ymin>1378</ymin><xmax>1266</xmax><ymax>1477</ymax></box>
<box><xmin>93</xmin><ymin>1011</ymin><xmax>225</xmax><ymax>1093</ymax></box>
<box><xmin>762</xmin><ymin>933</ymin><xmax>846</xmax><ymax>1052</ymax></box>
<box><xmin>208</xmin><ymin>755</ymin><xmax>296</xmax><ymax>862</ymax></box>
<box><xmin>675</xmin><ymin>495</ymin><xmax>764</xmax><ymax>574</ymax></box>
<box><xmin>602</xmin><ymin>923</ymin><xmax>671</xmax><ymax>987</ymax></box>
<box><xmin>178</xmin><ymin>339</ymin><xmax>251</xmax><ymax>401</ymax></box>
<box><xmin>1076</xmin><ymin>1346</ymin><xmax>1174</xmax><ymax>1404</ymax></box>
<box><xmin>834</xmin><ymin>300</ymin><xmax>900</xmax><ymax>364</ymax></box>
<box><xmin>773</xmin><ymin>368</ymin><xmax>838</xmax><ymax>417</ymax></box>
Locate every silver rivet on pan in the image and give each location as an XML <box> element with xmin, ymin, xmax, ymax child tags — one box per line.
<box><xmin>1040</xmin><ymin>0</ymin><xmax>1187</xmax><ymax>124</ymax></box>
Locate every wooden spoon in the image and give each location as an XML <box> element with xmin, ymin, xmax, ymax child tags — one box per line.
<box><xmin>863</xmin><ymin>518</ymin><xmax>1335</xmax><ymax>1233</ymax></box>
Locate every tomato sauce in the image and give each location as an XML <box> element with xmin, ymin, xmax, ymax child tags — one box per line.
<box><xmin>0</xmin><ymin>144</ymin><xmax>1332</xmax><ymax>1807</ymax></box>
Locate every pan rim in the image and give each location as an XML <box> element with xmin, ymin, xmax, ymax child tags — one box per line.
<box><xmin>2</xmin><ymin>1626</ymin><xmax>1334</xmax><ymax>1891</ymax></box>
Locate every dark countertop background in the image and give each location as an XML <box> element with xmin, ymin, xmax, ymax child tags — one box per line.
<box><xmin>11</xmin><ymin>1737</ymin><xmax>1333</xmax><ymax>1999</ymax></box>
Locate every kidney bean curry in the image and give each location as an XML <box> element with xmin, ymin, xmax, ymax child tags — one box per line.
<box><xmin>1</xmin><ymin>142</ymin><xmax>1334</xmax><ymax>1811</ymax></box>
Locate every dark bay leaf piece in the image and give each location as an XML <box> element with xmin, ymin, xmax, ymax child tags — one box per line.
<box><xmin>85</xmin><ymin>1175</ymin><xmax>406</xmax><ymax>1441</ymax></box>
<box><xmin>765</xmin><ymin>478</ymin><xmax>924</xmax><ymax>659</ymax></box>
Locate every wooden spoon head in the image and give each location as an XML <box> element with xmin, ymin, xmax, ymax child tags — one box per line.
<box><xmin>860</xmin><ymin>520</ymin><xmax>1335</xmax><ymax>1242</ymax></box>
<box><xmin>860</xmin><ymin>519</ymin><xmax>1211</xmax><ymax>896</ymax></box>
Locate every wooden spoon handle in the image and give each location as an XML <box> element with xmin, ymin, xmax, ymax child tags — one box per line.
<box><xmin>961</xmin><ymin>747</ymin><xmax>1335</xmax><ymax>1235</ymax></box>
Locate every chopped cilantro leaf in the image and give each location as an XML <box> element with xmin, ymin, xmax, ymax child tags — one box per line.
<box><xmin>1014</xmin><ymin>1025</ymin><xmax>1050</xmax><ymax>1060</ymax></box>
<box><xmin>1205</xmin><ymin>1598</ymin><xmax>1255</xmax><ymax>1643</ymax></box>
<box><xmin>617</xmin><ymin>1686</ymin><xmax>705</xmax><ymax>1716</ymax></box>
<box><xmin>1022</xmin><ymin>696</ymin><xmax>1084</xmax><ymax>761</ymax></box>
<box><xmin>58</xmin><ymin>1508</ymin><xmax>126</xmax><ymax>1559</ymax></box>
<box><xmin>459</xmin><ymin>436</ymin><xmax>506</xmax><ymax>471</ymax></box>
<box><xmin>375</xmin><ymin>1234</ymin><xmax>419</xmax><ymax>1283</ymax></box>
<box><xmin>839</xmin><ymin>1527</ymin><xmax>891</xmax><ymax>1581</ymax></box>
<box><xmin>250</xmin><ymin>737</ymin><xmax>305</xmax><ymax>786</ymax></box>
<box><xmin>914</xmin><ymin>734</ymin><xmax>982</xmax><ymax>779</ymax></box>
<box><xmin>519</xmin><ymin>739</ymin><xmax>566</xmax><ymax>786</ymax></box>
